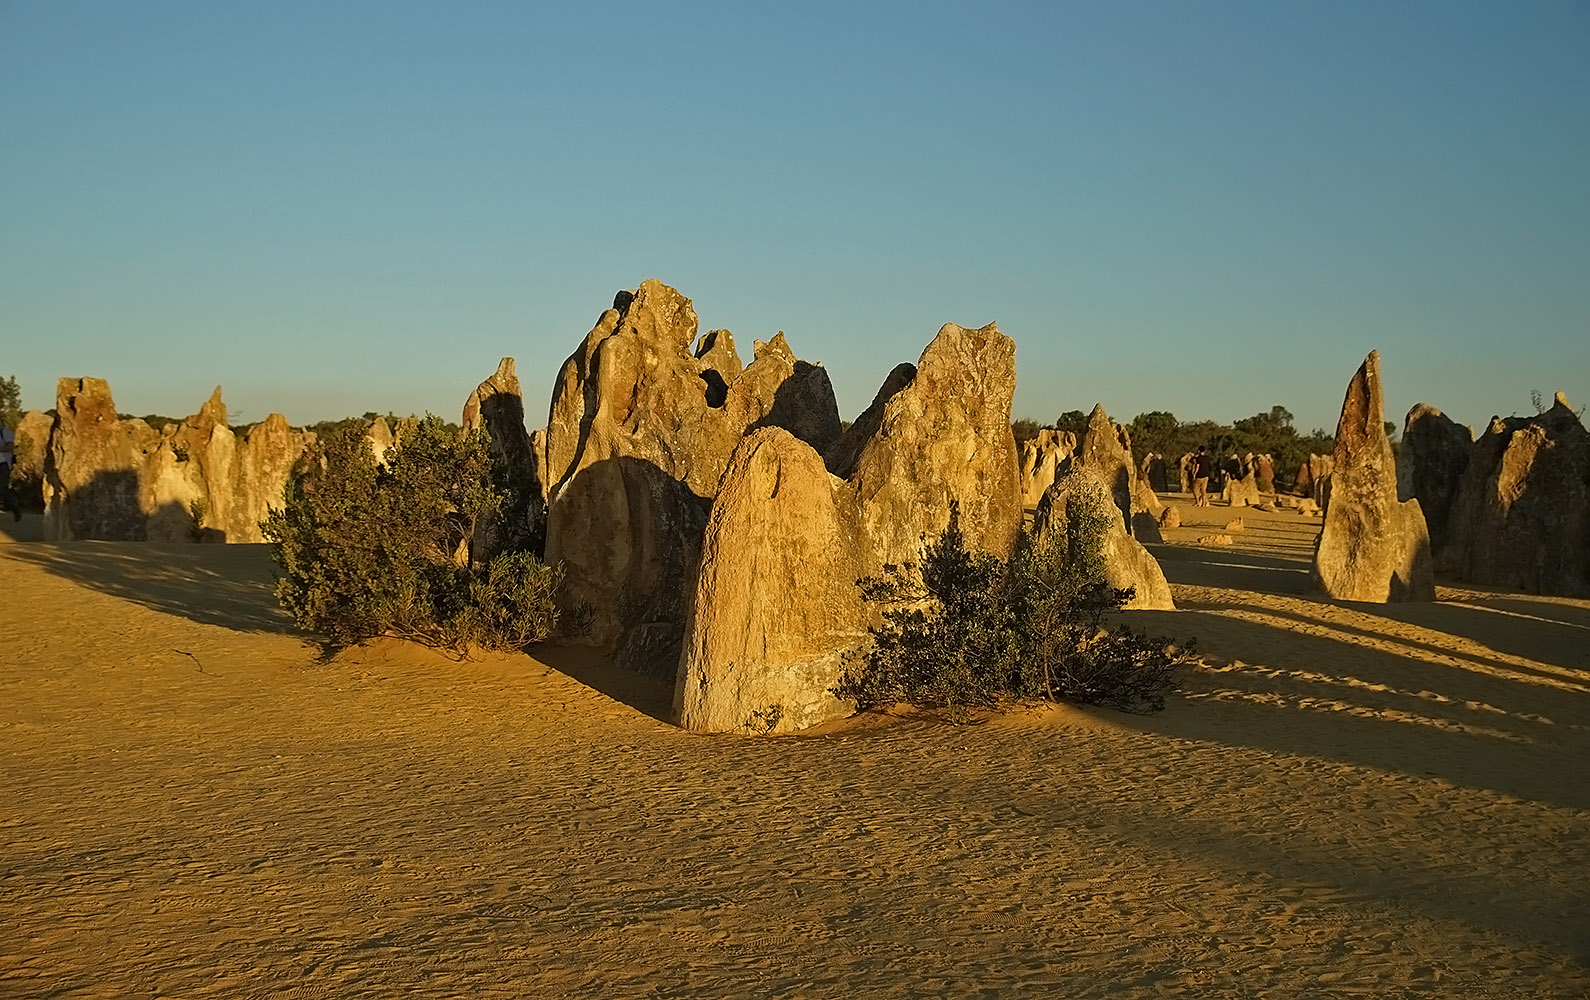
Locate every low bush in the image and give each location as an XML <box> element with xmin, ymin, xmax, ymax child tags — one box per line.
<box><xmin>263</xmin><ymin>416</ymin><xmax>559</xmax><ymax>654</ymax></box>
<box><xmin>834</xmin><ymin>506</ymin><xmax>1192</xmax><ymax>715</ymax></box>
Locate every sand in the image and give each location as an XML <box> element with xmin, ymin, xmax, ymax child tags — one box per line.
<box><xmin>3</xmin><ymin>500</ymin><xmax>1588</xmax><ymax>998</ymax></box>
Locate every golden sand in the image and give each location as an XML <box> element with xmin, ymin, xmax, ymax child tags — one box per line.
<box><xmin>3</xmin><ymin>502</ymin><xmax>1587</xmax><ymax>997</ymax></box>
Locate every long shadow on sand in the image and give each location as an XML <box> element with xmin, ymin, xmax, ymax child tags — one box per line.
<box><xmin>1150</xmin><ymin>542</ymin><xmax>1312</xmax><ymax>595</ymax></box>
<box><xmin>3</xmin><ymin>541</ymin><xmax>299</xmax><ymax>636</ymax></box>
<box><xmin>1123</xmin><ymin>601</ymin><xmax>1590</xmax><ymax>811</ymax></box>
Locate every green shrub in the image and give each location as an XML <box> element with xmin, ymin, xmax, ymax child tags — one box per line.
<box><xmin>262</xmin><ymin>415</ymin><xmax>559</xmax><ymax>654</ymax></box>
<box><xmin>834</xmin><ymin>505</ymin><xmax>1192</xmax><ymax>715</ymax></box>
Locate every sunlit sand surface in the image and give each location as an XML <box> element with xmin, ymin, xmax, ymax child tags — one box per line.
<box><xmin>4</xmin><ymin>502</ymin><xmax>1588</xmax><ymax>997</ymax></box>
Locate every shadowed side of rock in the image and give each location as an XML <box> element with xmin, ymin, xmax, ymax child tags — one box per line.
<box><xmin>1441</xmin><ymin>392</ymin><xmax>1588</xmax><ymax>595</ymax></box>
<box><xmin>1396</xmin><ymin>403</ymin><xmax>1472</xmax><ymax>555</ymax></box>
<box><xmin>542</xmin><ymin>280</ymin><xmax>843</xmax><ymax>672</ymax></box>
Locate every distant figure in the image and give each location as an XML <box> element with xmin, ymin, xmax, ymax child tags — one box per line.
<box><xmin>1191</xmin><ymin>446</ymin><xmax>1212</xmax><ymax>508</ymax></box>
<box><xmin>0</xmin><ymin>423</ymin><xmax>18</xmax><ymax>521</ymax></box>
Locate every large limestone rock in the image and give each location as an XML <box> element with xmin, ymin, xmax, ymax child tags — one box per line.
<box><xmin>1310</xmin><ymin>352</ymin><xmax>1435</xmax><ymax>602</ymax></box>
<box><xmin>41</xmin><ymin>379</ymin><xmax>313</xmax><ymax>543</ymax></box>
<box><xmin>1396</xmin><ymin>403</ymin><xmax>1472</xmax><ymax>554</ymax></box>
<box><xmin>43</xmin><ymin>378</ymin><xmax>161</xmax><ymax>540</ymax></box>
<box><xmin>1018</xmin><ymin>428</ymin><xmax>1075</xmax><ymax>507</ymax></box>
<box><xmin>543</xmin><ymin>280</ymin><xmax>844</xmax><ymax>671</ymax></box>
<box><xmin>463</xmin><ymin>357</ymin><xmax>545</xmax><ymax>560</ymax></box>
<box><xmin>1076</xmin><ymin>404</ymin><xmax>1161</xmax><ymax>527</ymax></box>
<box><xmin>674</xmin><ymin>429</ymin><xmax>866</xmax><ymax>734</ymax></box>
<box><xmin>1033</xmin><ymin>469</ymin><xmax>1175</xmax><ymax>610</ymax></box>
<box><xmin>10</xmin><ymin>410</ymin><xmax>52</xmax><ymax>508</ymax></box>
<box><xmin>1441</xmin><ymin>393</ymin><xmax>1587</xmax><ymax>594</ymax></box>
<box><xmin>1141</xmin><ymin>453</ymin><xmax>1168</xmax><ymax>493</ymax></box>
<box><xmin>839</xmin><ymin>322</ymin><xmax>1023</xmax><ymax>576</ymax></box>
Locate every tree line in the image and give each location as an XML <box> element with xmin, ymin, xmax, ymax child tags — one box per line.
<box><xmin>1014</xmin><ymin>405</ymin><xmax>1337</xmax><ymax>491</ymax></box>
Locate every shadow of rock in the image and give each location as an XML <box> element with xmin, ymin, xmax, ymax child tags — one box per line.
<box><xmin>531</xmin><ymin>642</ymin><xmax>675</xmax><ymax>725</ymax></box>
<box><xmin>1150</xmin><ymin>543</ymin><xmax>1311</xmax><ymax>595</ymax></box>
<box><xmin>1120</xmin><ymin>600</ymin><xmax>1590</xmax><ymax>811</ymax></box>
<box><xmin>4</xmin><ymin>541</ymin><xmax>299</xmax><ymax>636</ymax></box>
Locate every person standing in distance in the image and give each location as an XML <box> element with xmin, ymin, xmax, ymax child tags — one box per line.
<box><xmin>1191</xmin><ymin>446</ymin><xmax>1212</xmax><ymax>508</ymax></box>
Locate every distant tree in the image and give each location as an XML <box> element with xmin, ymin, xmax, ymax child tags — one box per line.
<box><xmin>0</xmin><ymin>375</ymin><xmax>20</xmax><ymax>429</ymax></box>
<box><xmin>1128</xmin><ymin>410</ymin><xmax>1181</xmax><ymax>459</ymax></box>
<box><xmin>1054</xmin><ymin>410</ymin><xmax>1089</xmax><ymax>437</ymax></box>
<box><xmin>1011</xmin><ymin>418</ymin><xmax>1041</xmax><ymax>445</ymax></box>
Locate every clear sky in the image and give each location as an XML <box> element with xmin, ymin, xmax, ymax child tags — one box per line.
<box><xmin>2</xmin><ymin>1</ymin><xmax>1586</xmax><ymax>436</ymax></box>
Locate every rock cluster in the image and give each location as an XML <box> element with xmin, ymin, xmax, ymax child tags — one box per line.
<box><xmin>1018</xmin><ymin>429</ymin><xmax>1075</xmax><ymax>507</ymax></box>
<box><xmin>1222</xmin><ymin>454</ymin><xmax>1263</xmax><ymax>508</ymax></box>
<box><xmin>542</xmin><ymin>280</ymin><xmax>845</xmax><ymax>674</ymax></box>
<box><xmin>1309</xmin><ymin>352</ymin><xmax>1435</xmax><ymax>602</ymax></box>
<box><xmin>40</xmin><ymin>379</ymin><xmax>315</xmax><ymax>543</ymax></box>
<box><xmin>675</xmin><ymin>317</ymin><xmax>1025</xmax><ymax>732</ymax></box>
<box><xmin>1440</xmin><ymin>393</ymin><xmax>1587</xmax><ymax>594</ymax></box>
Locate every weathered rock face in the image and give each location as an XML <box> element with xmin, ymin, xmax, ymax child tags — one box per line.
<box><xmin>365</xmin><ymin>417</ymin><xmax>396</xmax><ymax>466</ymax></box>
<box><xmin>1223</xmin><ymin>454</ymin><xmax>1262</xmax><ymax>508</ymax></box>
<box><xmin>1077</xmin><ymin>404</ymin><xmax>1162</xmax><ymax>526</ymax></box>
<box><xmin>1310</xmin><ymin>352</ymin><xmax>1435</xmax><ymax>602</ymax></box>
<box><xmin>42</xmin><ymin>380</ymin><xmax>313</xmax><ymax>543</ymax></box>
<box><xmin>694</xmin><ymin>328</ymin><xmax>743</xmax><ymax>387</ymax></box>
<box><xmin>1018</xmin><ymin>428</ymin><xmax>1076</xmax><ymax>507</ymax></box>
<box><xmin>840</xmin><ymin>323</ymin><xmax>1023</xmax><ymax>576</ymax></box>
<box><xmin>825</xmin><ymin>363</ymin><xmax>916</xmax><ymax>480</ymax></box>
<box><xmin>543</xmin><ymin>280</ymin><xmax>844</xmax><ymax>671</ymax></box>
<box><xmin>44</xmin><ymin>378</ymin><xmax>161</xmax><ymax>540</ymax></box>
<box><xmin>674</xmin><ymin>428</ymin><xmax>866</xmax><ymax>734</ymax></box>
<box><xmin>1441</xmin><ymin>393</ymin><xmax>1588</xmax><ymax>594</ymax></box>
<box><xmin>1255</xmin><ymin>454</ymin><xmax>1275</xmax><ymax>493</ymax></box>
<box><xmin>10</xmin><ymin>410</ymin><xmax>52</xmax><ymax>508</ymax></box>
<box><xmin>1179</xmin><ymin>452</ymin><xmax>1194</xmax><ymax>494</ymax></box>
<box><xmin>1396</xmin><ymin>403</ymin><xmax>1473</xmax><ymax>555</ymax></box>
<box><xmin>463</xmin><ymin>357</ymin><xmax>545</xmax><ymax>561</ymax></box>
<box><xmin>1159</xmin><ymin>505</ymin><xmax>1182</xmax><ymax>530</ymax></box>
<box><xmin>1078</xmin><ymin>404</ymin><xmax>1134</xmax><ymax>526</ymax></box>
<box><xmin>1033</xmin><ymin>469</ymin><xmax>1174</xmax><ymax>611</ymax></box>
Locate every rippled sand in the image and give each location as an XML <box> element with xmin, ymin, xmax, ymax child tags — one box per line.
<box><xmin>3</xmin><ymin>501</ymin><xmax>1588</xmax><ymax>998</ymax></box>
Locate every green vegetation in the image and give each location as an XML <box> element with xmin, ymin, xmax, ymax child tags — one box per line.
<box><xmin>1013</xmin><ymin>404</ymin><xmax>1336</xmax><ymax>490</ymax></box>
<box><xmin>0</xmin><ymin>375</ymin><xmax>20</xmax><ymax>430</ymax></box>
<box><xmin>263</xmin><ymin>415</ymin><xmax>558</xmax><ymax>654</ymax></box>
<box><xmin>834</xmin><ymin>505</ymin><xmax>1192</xmax><ymax>716</ymax></box>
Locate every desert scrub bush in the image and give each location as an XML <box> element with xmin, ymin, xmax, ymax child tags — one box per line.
<box><xmin>262</xmin><ymin>415</ymin><xmax>559</xmax><ymax>653</ymax></box>
<box><xmin>834</xmin><ymin>505</ymin><xmax>1192</xmax><ymax>715</ymax></box>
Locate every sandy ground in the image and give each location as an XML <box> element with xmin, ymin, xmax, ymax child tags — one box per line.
<box><xmin>3</xmin><ymin>499</ymin><xmax>1589</xmax><ymax>998</ymax></box>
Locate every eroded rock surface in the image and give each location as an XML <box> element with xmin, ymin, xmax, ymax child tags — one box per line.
<box><xmin>674</xmin><ymin>428</ymin><xmax>865</xmax><ymax>734</ymax></box>
<box><xmin>1396</xmin><ymin>403</ymin><xmax>1472</xmax><ymax>555</ymax></box>
<box><xmin>42</xmin><ymin>379</ymin><xmax>312</xmax><ymax>543</ymax></box>
<box><xmin>1310</xmin><ymin>352</ymin><xmax>1434</xmax><ymax>602</ymax></box>
<box><xmin>1019</xmin><ymin>429</ymin><xmax>1076</xmax><ymax>507</ymax></box>
<box><xmin>1033</xmin><ymin>469</ymin><xmax>1174</xmax><ymax>611</ymax></box>
<box><xmin>840</xmin><ymin>322</ymin><xmax>1023</xmax><ymax>576</ymax></box>
<box><xmin>1441</xmin><ymin>392</ymin><xmax>1587</xmax><ymax>594</ymax></box>
<box><xmin>543</xmin><ymin>280</ymin><xmax>843</xmax><ymax>671</ymax></box>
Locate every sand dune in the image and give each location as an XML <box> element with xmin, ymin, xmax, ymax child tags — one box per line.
<box><xmin>3</xmin><ymin>503</ymin><xmax>1588</xmax><ymax>997</ymax></box>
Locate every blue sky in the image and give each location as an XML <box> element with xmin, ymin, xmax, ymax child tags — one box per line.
<box><xmin>2</xmin><ymin>1</ymin><xmax>1586</xmax><ymax>436</ymax></box>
